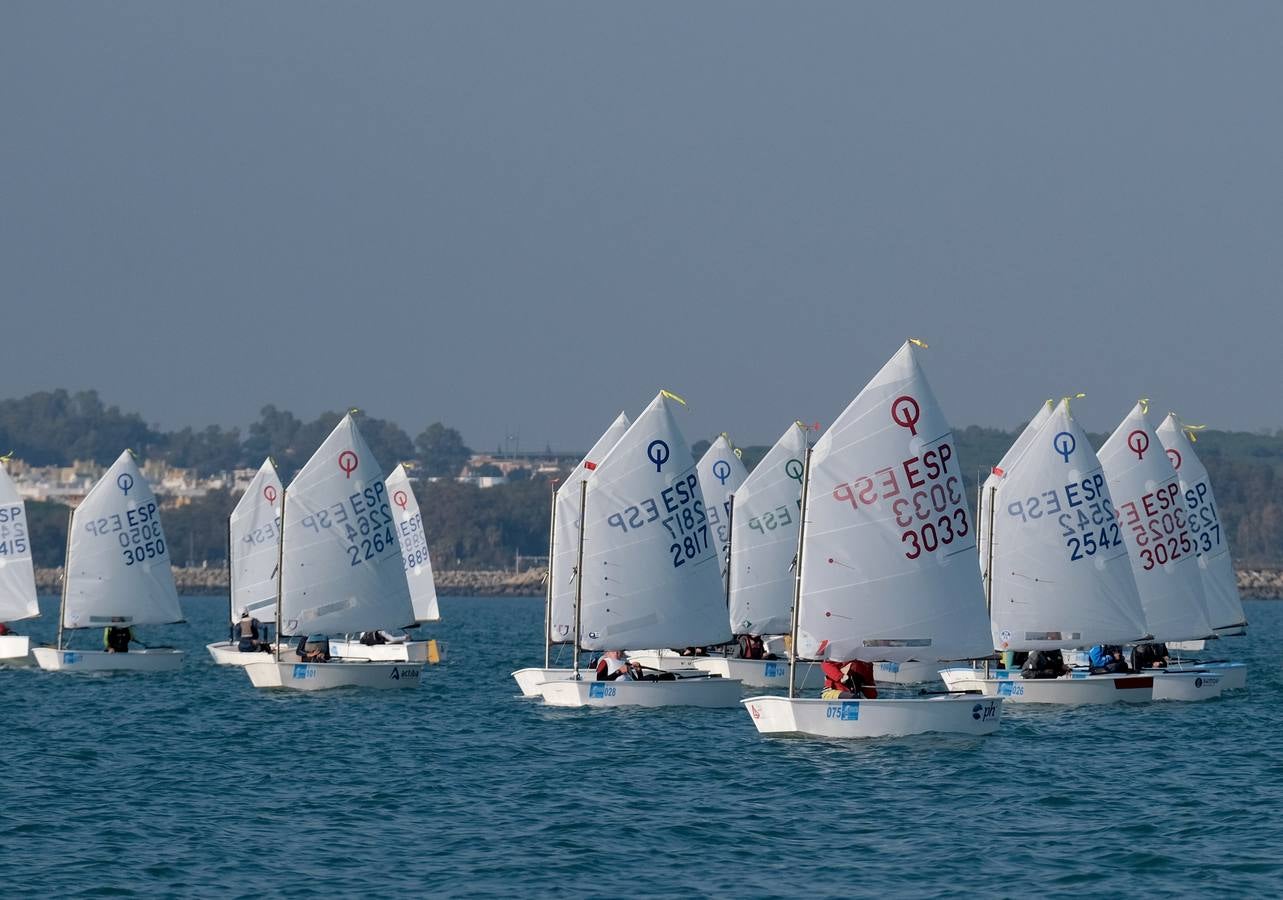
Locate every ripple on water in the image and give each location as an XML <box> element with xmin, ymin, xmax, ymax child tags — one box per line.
<box><xmin>2</xmin><ymin>596</ymin><xmax>1282</xmax><ymax>897</ymax></box>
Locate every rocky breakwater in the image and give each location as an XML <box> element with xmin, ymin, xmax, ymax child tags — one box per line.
<box><xmin>34</xmin><ymin>567</ymin><xmax>548</xmax><ymax>597</ymax></box>
<box><xmin>34</xmin><ymin>565</ymin><xmax>1279</xmax><ymax>600</ymax></box>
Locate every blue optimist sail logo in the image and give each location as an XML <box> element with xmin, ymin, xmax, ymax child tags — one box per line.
<box><xmin>117</xmin><ymin>473</ymin><xmax>135</xmax><ymax>496</ymax></box>
<box><xmin>647</xmin><ymin>440</ymin><xmax>670</xmax><ymax>473</ymax></box>
<box><xmin>784</xmin><ymin>459</ymin><xmax>804</xmax><ymax>482</ymax></box>
<box><xmin>1053</xmin><ymin>432</ymin><xmax>1076</xmax><ymax>463</ymax></box>
<box><xmin>712</xmin><ymin>460</ymin><xmax>731</xmax><ymax>485</ymax></box>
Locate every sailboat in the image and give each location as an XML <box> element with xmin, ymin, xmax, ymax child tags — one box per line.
<box><xmin>243</xmin><ymin>414</ymin><xmax>423</xmax><ymax>690</ymax></box>
<box><xmin>744</xmin><ymin>341</ymin><xmax>1003</xmax><ymax>737</ymax></box>
<box><xmin>33</xmin><ymin>451</ymin><xmax>186</xmax><ymax>672</ymax></box>
<box><xmin>329</xmin><ymin>463</ymin><xmax>442</xmax><ymax>663</ymax></box>
<box><xmin>535</xmin><ymin>391</ymin><xmax>744</xmax><ymax>708</ymax></box>
<box><xmin>0</xmin><ymin>460</ymin><xmax>40</xmax><ymax>664</ymax></box>
<box><xmin>939</xmin><ymin>399</ymin><xmax>1155</xmax><ymax>703</ymax></box>
<box><xmin>208</xmin><ymin>458</ymin><xmax>283</xmax><ymax>665</ymax></box>
<box><xmin>1155</xmin><ymin>412</ymin><xmax>1247</xmax><ymax>689</ymax></box>
<box><xmin>512</xmin><ymin>411</ymin><xmax>630</xmax><ymax>696</ymax></box>
<box><xmin>631</xmin><ymin>432</ymin><xmax>749</xmax><ymax>673</ymax></box>
<box><xmin>1098</xmin><ymin>401</ymin><xmax>1223</xmax><ymax>701</ymax></box>
<box><xmin>685</xmin><ymin>422</ymin><xmax>823</xmax><ymax>689</ymax></box>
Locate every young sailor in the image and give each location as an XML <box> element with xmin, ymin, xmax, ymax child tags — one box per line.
<box><xmin>820</xmin><ymin>659</ymin><xmax>878</xmax><ymax>699</ymax></box>
<box><xmin>231</xmin><ymin>609</ymin><xmax>263</xmax><ymax>652</ymax></box>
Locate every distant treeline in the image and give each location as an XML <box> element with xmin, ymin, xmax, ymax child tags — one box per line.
<box><xmin>0</xmin><ymin>389</ymin><xmax>472</xmax><ymax>478</ymax></box>
<box><xmin>8</xmin><ymin>390</ymin><xmax>1283</xmax><ymax>569</ymax></box>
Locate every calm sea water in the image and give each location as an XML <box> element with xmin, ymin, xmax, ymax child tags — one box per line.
<box><xmin>2</xmin><ymin>596</ymin><xmax>1281</xmax><ymax>898</ymax></box>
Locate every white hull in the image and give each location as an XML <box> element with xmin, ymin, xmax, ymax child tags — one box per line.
<box><xmin>512</xmin><ymin>666</ymin><xmax>575</xmax><ymax>697</ymax></box>
<box><xmin>0</xmin><ymin>634</ymin><xmax>32</xmax><ymax>664</ymax></box>
<box><xmin>244</xmin><ymin>659</ymin><xmax>423</xmax><ymax>691</ymax></box>
<box><xmin>1151</xmin><ymin>669</ymin><xmax>1223</xmax><ymax>702</ymax></box>
<box><xmin>687</xmin><ymin>657</ymin><xmax>825</xmax><ymax>690</ymax></box>
<box><xmin>742</xmin><ymin>695</ymin><xmax>1003</xmax><ymax>738</ymax></box>
<box><xmin>1169</xmin><ymin>660</ymin><xmax>1246</xmax><ymax>691</ymax></box>
<box><xmin>538</xmin><ymin>675</ymin><xmax>744</xmax><ymax>708</ymax></box>
<box><xmin>207</xmin><ymin>641</ymin><xmax>281</xmax><ymax>666</ymax></box>
<box><xmin>938</xmin><ymin>667</ymin><xmax>1154</xmax><ymax>704</ymax></box>
<box><xmin>874</xmin><ymin>660</ymin><xmax>941</xmax><ymax>685</ymax></box>
<box><xmin>33</xmin><ymin>647</ymin><xmax>184</xmax><ymax>673</ymax></box>
<box><xmin>327</xmin><ymin>638</ymin><xmax>437</xmax><ymax>663</ymax></box>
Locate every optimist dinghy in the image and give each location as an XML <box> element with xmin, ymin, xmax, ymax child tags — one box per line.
<box><xmin>744</xmin><ymin>341</ymin><xmax>1003</xmax><ymax>738</ymax></box>
<box><xmin>33</xmin><ymin>451</ymin><xmax>185</xmax><ymax>673</ymax></box>
<box><xmin>0</xmin><ymin>460</ymin><xmax>40</xmax><ymax>664</ymax></box>
<box><xmin>512</xmin><ymin>412</ymin><xmax>631</xmax><ymax>696</ymax></box>
<box><xmin>208</xmin><ymin>458</ymin><xmax>284</xmax><ymax>666</ymax></box>
<box><xmin>1155</xmin><ymin>413</ymin><xmax>1247</xmax><ymax>690</ymax></box>
<box><xmin>939</xmin><ymin>399</ymin><xmax>1155</xmax><ymax>703</ymax></box>
<box><xmin>685</xmin><ymin>423</ymin><xmax>822</xmax><ymax>690</ymax></box>
<box><xmin>535</xmin><ymin>391</ymin><xmax>743</xmax><ymax>708</ymax></box>
<box><xmin>1099</xmin><ymin>402</ymin><xmax>1222</xmax><ymax>702</ymax></box>
<box><xmin>329</xmin><ymin>463</ymin><xmax>442</xmax><ymax>664</ymax></box>
<box><xmin>243</xmin><ymin>415</ymin><xmax>423</xmax><ymax>690</ymax></box>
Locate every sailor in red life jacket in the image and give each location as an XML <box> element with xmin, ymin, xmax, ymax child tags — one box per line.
<box><xmin>595</xmin><ymin>650</ymin><xmax>635</xmax><ymax>681</ymax></box>
<box><xmin>821</xmin><ymin>659</ymin><xmax>877</xmax><ymax>699</ymax></box>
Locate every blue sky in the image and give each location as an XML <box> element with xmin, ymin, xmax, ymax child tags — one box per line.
<box><xmin>4</xmin><ymin>2</ymin><xmax>1280</xmax><ymax>451</ymax></box>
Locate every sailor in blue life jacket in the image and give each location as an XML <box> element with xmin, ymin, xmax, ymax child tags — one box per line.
<box><xmin>104</xmin><ymin>625</ymin><xmax>135</xmax><ymax>653</ymax></box>
<box><xmin>231</xmin><ymin>609</ymin><xmax>263</xmax><ymax>652</ymax></box>
<box><xmin>1088</xmin><ymin>644</ymin><xmax>1130</xmax><ymax>674</ymax></box>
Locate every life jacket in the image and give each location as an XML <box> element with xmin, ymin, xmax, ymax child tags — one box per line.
<box><xmin>821</xmin><ymin>659</ymin><xmax>877</xmax><ymax>698</ymax></box>
<box><xmin>239</xmin><ymin>617</ymin><xmax>256</xmax><ymax>638</ymax></box>
<box><xmin>105</xmin><ymin>627</ymin><xmax>131</xmax><ymax>652</ymax></box>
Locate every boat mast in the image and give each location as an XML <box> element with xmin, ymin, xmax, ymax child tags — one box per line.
<box><xmin>273</xmin><ymin>486</ymin><xmax>286</xmax><ymax>662</ymax></box>
<box><xmin>983</xmin><ymin>485</ymin><xmax>997</xmax><ymax>616</ymax></box>
<box><xmin>722</xmin><ymin>494</ymin><xmax>734</xmax><ymax>614</ymax></box>
<box><xmin>571</xmin><ymin>479</ymin><xmax>587</xmax><ymax>678</ymax></box>
<box><xmin>787</xmin><ymin>445</ymin><xmax>813</xmax><ymax>701</ymax></box>
<box><xmin>543</xmin><ymin>479</ymin><xmax>558</xmax><ymax>669</ymax></box>
<box><xmin>226</xmin><ymin>504</ymin><xmax>234</xmax><ymax>633</ymax></box>
<box><xmin>56</xmin><ymin>509</ymin><xmax>73</xmax><ymax>651</ymax></box>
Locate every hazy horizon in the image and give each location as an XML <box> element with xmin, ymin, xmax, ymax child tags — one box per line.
<box><xmin>5</xmin><ymin>3</ymin><xmax>1280</xmax><ymax>450</ymax></box>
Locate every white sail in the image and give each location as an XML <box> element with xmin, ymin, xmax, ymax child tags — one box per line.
<box><xmin>989</xmin><ymin>401</ymin><xmax>1149</xmax><ymax>651</ymax></box>
<box><xmin>977</xmin><ymin>400</ymin><xmax>1054</xmax><ymax>574</ymax></box>
<box><xmin>63</xmin><ymin>451</ymin><xmax>183</xmax><ymax>628</ymax></box>
<box><xmin>386</xmin><ymin>464</ymin><xmax>439</xmax><ymax>623</ymax></box>
<box><xmin>0</xmin><ymin>462</ymin><xmax>39</xmax><ymax>622</ymax></box>
<box><xmin>548</xmin><ymin>411</ymin><xmax>630</xmax><ymax>644</ymax></box>
<box><xmin>1099</xmin><ymin>403</ymin><xmax>1214</xmax><ymax>642</ymax></box>
<box><xmin>696</xmin><ymin>435</ymin><xmax>748</xmax><ymax>591</ymax></box>
<box><xmin>228</xmin><ymin>458</ymin><xmax>282</xmax><ymax>623</ymax></box>
<box><xmin>578</xmin><ymin>392</ymin><xmax>729</xmax><ymax>651</ymax></box>
<box><xmin>279</xmin><ymin>415</ymin><xmax>413</xmax><ymax>636</ymax></box>
<box><xmin>796</xmin><ymin>342</ymin><xmax>992</xmax><ymax>663</ymax></box>
<box><xmin>1156</xmin><ymin>413</ymin><xmax>1246</xmax><ymax>634</ymax></box>
<box><xmin>727</xmin><ymin>423</ymin><xmax>807</xmax><ymax>637</ymax></box>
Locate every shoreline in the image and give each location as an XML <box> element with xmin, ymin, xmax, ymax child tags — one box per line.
<box><xmin>30</xmin><ymin>566</ymin><xmax>1283</xmax><ymax>600</ymax></box>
